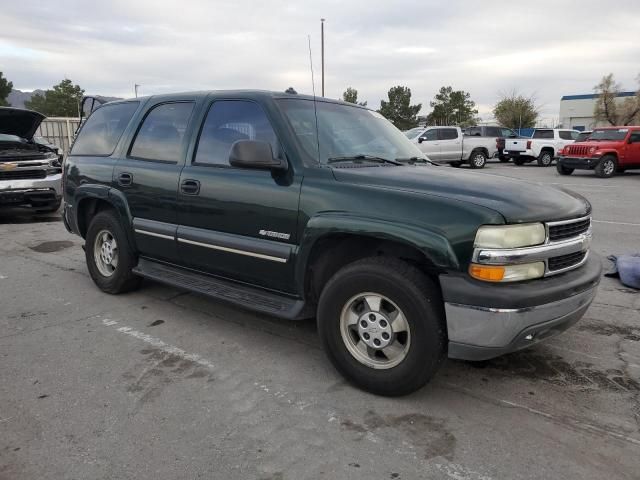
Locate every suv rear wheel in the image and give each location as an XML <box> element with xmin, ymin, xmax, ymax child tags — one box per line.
<box><xmin>537</xmin><ymin>150</ymin><xmax>553</xmax><ymax>167</ymax></box>
<box><xmin>595</xmin><ymin>155</ymin><xmax>617</xmax><ymax>178</ymax></box>
<box><xmin>317</xmin><ymin>257</ymin><xmax>446</xmax><ymax>396</ymax></box>
<box><xmin>85</xmin><ymin>210</ymin><xmax>141</xmax><ymax>294</ymax></box>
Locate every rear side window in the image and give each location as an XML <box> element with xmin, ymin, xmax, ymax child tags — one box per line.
<box><xmin>129</xmin><ymin>102</ymin><xmax>194</xmax><ymax>162</ymax></box>
<box><xmin>559</xmin><ymin>131</ymin><xmax>578</xmax><ymax>140</ymax></box>
<box><xmin>439</xmin><ymin>128</ymin><xmax>458</xmax><ymax>140</ymax></box>
<box><xmin>485</xmin><ymin>127</ymin><xmax>501</xmax><ymax>137</ymax></box>
<box><xmin>533</xmin><ymin>129</ymin><xmax>554</xmax><ymax>139</ymax></box>
<box><xmin>71</xmin><ymin>102</ymin><xmax>138</xmax><ymax>156</ymax></box>
<box><xmin>194</xmin><ymin>100</ymin><xmax>278</xmax><ymax>166</ymax></box>
<box><xmin>465</xmin><ymin>127</ymin><xmax>481</xmax><ymax>136</ymax></box>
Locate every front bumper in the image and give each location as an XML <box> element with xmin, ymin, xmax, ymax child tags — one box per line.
<box><xmin>558</xmin><ymin>156</ymin><xmax>600</xmax><ymax>170</ymax></box>
<box><xmin>440</xmin><ymin>254</ymin><xmax>602</xmax><ymax>361</ymax></box>
<box><xmin>0</xmin><ymin>173</ymin><xmax>62</xmax><ymax>207</ymax></box>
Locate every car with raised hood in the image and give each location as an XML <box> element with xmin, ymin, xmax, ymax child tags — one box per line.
<box><xmin>557</xmin><ymin>126</ymin><xmax>640</xmax><ymax>177</ymax></box>
<box><xmin>63</xmin><ymin>90</ymin><xmax>601</xmax><ymax>396</ymax></box>
<box><xmin>0</xmin><ymin>107</ymin><xmax>63</xmax><ymax>212</ymax></box>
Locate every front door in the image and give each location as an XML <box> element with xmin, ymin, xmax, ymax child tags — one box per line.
<box><xmin>625</xmin><ymin>130</ymin><xmax>640</xmax><ymax>167</ymax></box>
<box><xmin>416</xmin><ymin>128</ymin><xmax>441</xmax><ymax>160</ymax></box>
<box><xmin>114</xmin><ymin>100</ymin><xmax>196</xmax><ymax>263</ymax></box>
<box><xmin>176</xmin><ymin>99</ymin><xmax>301</xmax><ymax>293</ymax></box>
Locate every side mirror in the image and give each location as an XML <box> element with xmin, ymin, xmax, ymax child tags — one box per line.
<box><xmin>418</xmin><ymin>136</ymin><xmax>425</xmax><ymax>144</ymax></box>
<box><xmin>229</xmin><ymin>140</ymin><xmax>287</xmax><ymax>171</ymax></box>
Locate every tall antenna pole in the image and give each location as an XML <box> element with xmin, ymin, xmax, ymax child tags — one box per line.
<box><xmin>321</xmin><ymin>18</ymin><xmax>325</xmax><ymax>97</ymax></box>
<box><xmin>134</xmin><ymin>84</ymin><xmax>140</xmax><ymax>98</ymax></box>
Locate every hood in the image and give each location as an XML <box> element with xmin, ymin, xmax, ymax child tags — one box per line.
<box><xmin>331</xmin><ymin>165</ymin><xmax>590</xmax><ymax>223</ymax></box>
<box><xmin>0</xmin><ymin>107</ymin><xmax>45</xmax><ymax>140</ymax></box>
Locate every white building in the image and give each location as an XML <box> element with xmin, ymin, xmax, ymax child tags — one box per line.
<box><xmin>559</xmin><ymin>91</ymin><xmax>636</xmax><ymax>131</ymax></box>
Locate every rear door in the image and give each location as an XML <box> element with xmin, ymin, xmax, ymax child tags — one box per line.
<box><xmin>438</xmin><ymin>128</ymin><xmax>462</xmax><ymax>161</ymax></box>
<box><xmin>625</xmin><ymin>130</ymin><xmax>640</xmax><ymax>166</ymax></box>
<box><xmin>114</xmin><ymin>99</ymin><xmax>197</xmax><ymax>264</ymax></box>
<box><xmin>416</xmin><ymin>128</ymin><xmax>441</xmax><ymax>160</ymax></box>
<box><xmin>176</xmin><ymin>98</ymin><xmax>301</xmax><ymax>293</ymax></box>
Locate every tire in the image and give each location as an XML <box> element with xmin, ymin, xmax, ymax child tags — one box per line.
<box><xmin>594</xmin><ymin>155</ymin><xmax>617</xmax><ymax>178</ymax></box>
<box><xmin>35</xmin><ymin>199</ymin><xmax>62</xmax><ymax>214</ymax></box>
<box><xmin>556</xmin><ymin>163</ymin><xmax>574</xmax><ymax>176</ymax></box>
<box><xmin>85</xmin><ymin>210</ymin><xmax>141</xmax><ymax>294</ymax></box>
<box><xmin>513</xmin><ymin>158</ymin><xmax>526</xmax><ymax>166</ymax></box>
<box><xmin>537</xmin><ymin>150</ymin><xmax>553</xmax><ymax>167</ymax></box>
<box><xmin>469</xmin><ymin>150</ymin><xmax>487</xmax><ymax>169</ymax></box>
<box><xmin>317</xmin><ymin>257</ymin><xmax>446</xmax><ymax>396</ymax></box>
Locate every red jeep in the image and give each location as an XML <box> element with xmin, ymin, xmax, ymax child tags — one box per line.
<box><xmin>557</xmin><ymin>126</ymin><xmax>640</xmax><ymax>178</ymax></box>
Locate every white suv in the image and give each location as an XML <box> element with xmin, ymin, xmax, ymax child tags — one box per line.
<box><xmin>504</xmin><ymin>128</ymin><xmax>581</xmax><ymax>167</ymax></box>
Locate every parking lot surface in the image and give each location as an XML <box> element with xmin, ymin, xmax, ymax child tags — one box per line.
<box><xmin>1</xmin><ymin>163</ymin><xmax>639</xmax><ymax>480</ymax></box>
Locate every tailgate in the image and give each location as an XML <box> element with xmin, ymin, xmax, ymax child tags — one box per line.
<box><xmin>504</xmin><ymin>138</ymin><xmax>528</xmax><ymax>153</ymax></box>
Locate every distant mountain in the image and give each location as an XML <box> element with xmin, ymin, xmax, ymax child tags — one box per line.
<box><xmin>7</xmin><ymin>89</ymin><xmax>123</xmax><ymax>110</ymax></box>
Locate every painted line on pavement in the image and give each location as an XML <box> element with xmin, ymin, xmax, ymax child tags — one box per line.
<box><xmin>592</xmin><ymin>219</ymin><xmax>640</xmax><ymax>227</ymax></box>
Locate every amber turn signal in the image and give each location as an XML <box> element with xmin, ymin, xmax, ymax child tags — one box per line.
<box><xmin>469</xmin><ymin>264</ymin><xmax>505</xmax><ymax>282</ymax></box>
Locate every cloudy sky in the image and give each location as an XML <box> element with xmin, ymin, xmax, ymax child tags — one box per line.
<box><xmin>1</xmin><ymin>0</ymin><xmax>639</xmax><ymax>122</ymax></box>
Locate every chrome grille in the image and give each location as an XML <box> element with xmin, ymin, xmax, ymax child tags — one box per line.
<box><xmin>548</xmin><ymin>217</ymin><xmax>591</xmax><ymax>242</ymax></box>
<box><xmin>0</xmin><ymin>170</ymin><xmax>47</xmax><ymax>180</ymax></box>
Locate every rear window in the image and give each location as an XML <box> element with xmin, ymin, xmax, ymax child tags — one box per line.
<box><xmin>440</xmin><ymin>128</ymin><xmax>458</xmax><ymax>140</ymax></box>
<box><xmin>532</xmin><ymin>129</ymin><xmax>554</xmax><ymax>139</ymax></box>
<box><xmin>129</xmin><ymin>102</ymin><xmax>195</xmax><ymax>162</ymax></box>
<box><xmin>559</xmin><ymin>131</ymin><xmax>579</xmax><ymax>140</ymax></box>
<box><xmin>71</xmin><ymin>102</ymin><xmax>139</xmax><ymax>156</ymax></box>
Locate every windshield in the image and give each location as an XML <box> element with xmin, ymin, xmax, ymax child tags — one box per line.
<box><xmin>588</xmin><ymin>129</ymin><xmax>629</xmax><ymax>141</ymax></box>
<box><xmin>277</xmin><ymin>99</ymin><xmax>426</xmax><ymax>164</ymax></box>
<box><xmin>404</xmin><ymin>127</ymin><xmax>424</xmax><ymax>140</ymax></box>
<box><xmin>576</xmin><ymin>132</ymin><xmax>591</xmax><ymax>142</ymax></box>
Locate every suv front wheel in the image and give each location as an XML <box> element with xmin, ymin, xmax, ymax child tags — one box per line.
<box><xmin>317</xmin><ymin>257</ymin><xmax>446</xmax><ymax>396</ymax></box>
<box><xmin>85</xmin><ymin>210</ymin><xmax>141</xmax><ymax>294</ymax></box>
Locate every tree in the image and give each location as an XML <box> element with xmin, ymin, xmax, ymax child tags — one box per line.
<box><xmin>593</xmin><ymin>73</ymin><xmax>640</xmax><ymax>126</ymax></box>
<box><xmin>0</xmin><ymin>71</ymin><xmax>13</xmax><ymax>107</ymax></box>
<box><xmin>377</xmin><ymin>86</ymin><xmax>421</xmax><ymax>130</ymax></box>
<box><xmin>426</xmin><ymin>86</ymin><xmax>478</xmax><ymax>126</ymax></box>
<box><xmin>342</xmin><ymin>87</ymin><xmax>367</xmax><ymax>106</ymax></box>
<box><xmin>25</xmin><ymin>79</ymin><xmax>84</xmax><ymax>117</ymax></box>
<box><xmin>493</xmin><ymin>92</ymin><xmax>539</xmax><ymax>129</ymax></box>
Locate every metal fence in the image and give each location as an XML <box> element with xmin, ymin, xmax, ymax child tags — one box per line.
<box><xmin>34</xmin><ymin>117</ymin><xmax>81</xmax><ymax>156</ymax></box>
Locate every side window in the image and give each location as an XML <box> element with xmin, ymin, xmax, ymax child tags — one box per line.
<box><xmin>71</xmin><ymin>102</ymin><xmax>139</xmax><ymax>156</ymax></box>
<box><xmin>129</xmin><ymin>102</ymin><xmax>194</xmax><ymax>162</ymax></box>
<box><xmin>533</xmin><ymin>130</ymin><xmax>553</xmax><ymax>139</ymax></box>
<box><xmin>439</xmin><ymin>128</ymin><xmax>458</xmax><ymax>140</ymax></box>
<box><xmin>465</xmin><ymin>127</ymin><xmax>481</xmax><ymax>136</ymax></box>
<box><xmin>195</xmin><ymin>100</ymin><xmax>278</xmax><ymax>166</ymax></box>
<box><xmin>421</xmin><ymin>129</ymin><xmax>438</xmax><ymax>141</ymax></box>
<box><xmin>559</xmin><ymin>131</ymin><xmax>576</xmax><ymax>140</ymax></box>
<box><xmin>500</xmin><ymin>128</ymin><xmax>517</xmax><ymax>138</ymax></box>
<box><xmin>485</xmin><ymin>127</ymin><xmax>501</xmax><ymax>137</ymax></box>
<box><xmin>629</xmin><ymin>132</ymin><xmax>640</xmax><ymax>143</ymax></box>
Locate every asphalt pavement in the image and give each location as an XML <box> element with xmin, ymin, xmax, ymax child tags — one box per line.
<box><xmin>1</xmin><ymin>163</ymin><xmax>639</xmax><ymax>480</ymax></box>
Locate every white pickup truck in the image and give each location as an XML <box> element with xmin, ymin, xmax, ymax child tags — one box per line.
<box><xmin>503</xmin><ymin>128</ymin><xmax>581</xmax><ymax>167</ymax></box>
<box><xmin>412</xmin><ymin>126</ymin><xmax>498</xmax><ymax>169</ymax></box>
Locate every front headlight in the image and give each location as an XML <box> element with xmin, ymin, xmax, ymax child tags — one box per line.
<box><xmin>474</xmin><ymin>223</ymin><xmax>546</xmax><ymax>249</ymax></box>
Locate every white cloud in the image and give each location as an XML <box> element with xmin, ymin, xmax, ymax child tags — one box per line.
<box><xmin>0</xmin><ymin>0</ymin><xmax>638</xmax><ymax>120</ymax></box>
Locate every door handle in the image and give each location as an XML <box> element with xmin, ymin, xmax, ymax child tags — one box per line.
<box><xmin>118</xmin><ymin>172</ymin><xmax>132</xmax><ymax>186</ymax></box>
<box><xmin>181</xmin><ymin>179</ymin><xmax>200</xmax><ymax>195</ymax></box>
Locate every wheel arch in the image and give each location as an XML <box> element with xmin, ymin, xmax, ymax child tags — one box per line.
<box><xmin>296</xmin><ymin>214</ymin><xmax>459</xmax><ymax>305</ymax></box>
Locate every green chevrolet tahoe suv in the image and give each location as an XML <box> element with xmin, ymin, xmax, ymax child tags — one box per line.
<box><xmin>63</xmin><ymin>90</ymin><xmax>602</xmax><ymax>396</ymax></box>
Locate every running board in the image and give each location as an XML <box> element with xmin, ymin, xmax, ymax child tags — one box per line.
<box><xmin>133</xmin><ymin>258</ymin><xmax>313</xmax><ymax>320</ymax></box>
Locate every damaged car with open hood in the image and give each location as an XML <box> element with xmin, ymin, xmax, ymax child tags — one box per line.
<box><xmin>0</xmin><ymin>107</ymin><xmax>63</xmax><ymax>213</ymax></box>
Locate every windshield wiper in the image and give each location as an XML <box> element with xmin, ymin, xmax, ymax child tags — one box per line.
<box><xmin>327</xmin><ymin>154</ymin><xmax>401</xmax><ymax>165</ymax></box>
<box><xmin>395</xmin><ymin>156</ymin><xmax>438</xmax><ymax>166</ymax></box>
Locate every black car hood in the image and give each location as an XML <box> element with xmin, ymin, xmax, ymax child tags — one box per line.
<box><xmin>331</xmin><ymin>165</ymin><xmax>590</xmax><ymax>223</ymax></box>
<box><xmin>0</xmin><ymin>107</ymin><xmax>45</xmax><ymax>140</ymax></box>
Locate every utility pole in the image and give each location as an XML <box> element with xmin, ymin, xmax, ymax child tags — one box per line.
<box><xmin>321</xmin><ymin>18</ymin><xmax>325</xmax><ymax>97</ymax></box>
<box><xmin>134</xmin><ymin>84</ymin><xmax>140</xmax><ymax>98</ymax></box>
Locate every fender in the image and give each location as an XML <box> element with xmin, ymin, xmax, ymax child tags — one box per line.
<box><xmin>294</xmin><ymin>212</ymin><xmax>460</xmax><ymax>293</ymax></box>
<box><xmin>72</xmin><ymin>185</ymin><xmax>137</xmax><ymax>252</ymax></box>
